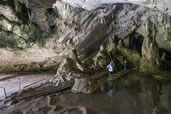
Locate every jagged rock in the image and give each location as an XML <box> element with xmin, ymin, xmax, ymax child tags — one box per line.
<box><xmin>56</xmin><ymin>58</ymin><xmax>80</xmax><ymax>78</ymax></box>
<box><xmin>107</xmin><ymin>38</ymin><xmax>117</xmax><ymax>56</ymax></box>
<box><xmin>0</xmin><ymin>5</ymin><xmax>19</xmax><ymax>22</ymax></box>
<box><xmin>106</xmin><ymin>39</ymin><xmax>141</xmax><ymax>70</ymax></box>
<box><xmin>50</xmin><ymin>49</ymin><xmax>89</xmax><ymax>85</ymax></box>
<box><xmin>55</xmin><ymin>0</ymin><xmax>171</xmax><ymax>16</ymax></box>
<box><xmin>70</xmin><ymin>49</ymin><xmax>87</xmax><ymax>72</ymax></box>
<box><xmin>0</xmin><ymin>17</ymin><xmax>12</xmax><ymax>31</ymax></box>
<box><xmin>72</xmin><ymin>78</ymin><xmax>98</xmax><ymax>94</ymax></box>
<box><xmin>116</xmin><ymin>41</ymin><xmax>141</xmax><ymax>69</ymax></box>
<box><xmin>14</xmin><ymin>0</ymin><xmax>23</xmax><ymax>13</ymax></box>
<box><xmin>93</xmin><ymin>45</ymin><xmax>110</xmax><ymax>69</ymax></box>
<box><xmin>56</xmin><ymin>49</ymin><xmax>88</xmax><ymax>76</ymax></box>
<box><xmin>139</xmin><ymin>19</ymin><xmax>161</xmax><ymax>73</ymax></box>
<box><xmin>0</xmin><ymin>0</ymin><xmax>171</xmax><ymax>72</ymax></box>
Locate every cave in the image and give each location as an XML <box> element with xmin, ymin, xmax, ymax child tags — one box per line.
<box><xmin>0</xmin><ymin>0</ymin><xmax>171</xmax><ymax>114</ymax></box>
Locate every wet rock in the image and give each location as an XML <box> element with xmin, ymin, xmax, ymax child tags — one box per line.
<box><xmin>61</xmin><ymin>106</ymin><xmax>88</xmax><ymax>114</ymax></box>
<box><xmin>72</xmin><ymin>78</ymin><xmax>98</xmax><ymax>94</ymax></box>
<box><xmin>139</xmin><ymin>19</ymin><xmax>161</xmax><ymax>73</ymax></box>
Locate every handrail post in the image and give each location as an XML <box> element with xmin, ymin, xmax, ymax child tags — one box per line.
<box><xmin>18</xmin><ymin>82</ymin><xmax>21</xmax><ymax>92</ymax></box>
<box><xmin>3</xmin><ymin>88</ymin><xmax>7</xmax><ymax>99</ymax></box>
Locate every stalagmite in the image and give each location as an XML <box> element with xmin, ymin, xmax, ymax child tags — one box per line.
<box><xmin>100</xmin><ymin>17</ymin><xmax>103</xmax><ymax>24</ymax></box>
<box><xmin>145</xmin><ymin>20</ymin><xmax>148</xmax><ymax>36</ymax></box>
<box><xmin>112</xmin><ymin>14</ymin><xmax>114</xmax><ymax>19</ymax></box>
<box><xmin>27</xmin><ymin>9</ymin><xmax>31</xmax><ymax>21</ymax></box>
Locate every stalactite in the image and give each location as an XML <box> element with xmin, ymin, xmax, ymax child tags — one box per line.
<box><xmin>112</xmin><ymin>35</ymin><xmax>115</xmax><ymax>41</ymax></box>
<box><xmin>100</xmin><ymin>18</ymin><xmax>105</xmax><ymax>24</ymax></box>
<box><xmin>66</xmin><ymin>4</ymin><xmax>69</xmax><ymax>11</ymax></box>
<box><xmin>27</xmin><ymin>9</ymin><xmax>31</xmax><ymax>21</ymax></box>
<box><xmin>103</xmin><ymin>18</ymin><xmax>106</xmax><ymax>24</ymax></box>
<box><xmin>100</xmin><ymin>18</ymin><xmax>103</xmax><ymax>24</ymax></box>
<box><xmin>145</xmin><ymin>20</ymin><xmax>148</xmax><ymax>36</ymax></box>
<box><xmin>112</xmin><ymin>14</ymin><xmax>114</xmax><ymax>19</ymax></box>
<box><xmin>64</xmin><ymin>4</ymin><xmax>67</xmax><ymax>10</ymax></box>
<box><xmin>167</xmin><ymin>14</ymin><xmax>170</xmax><ymax>25</ymax></box>
<box><xmin>162</xmin><ymin>13</ymin><xmax>167</xmax><ymax>29</ymax></box>
<box><xmin>162</xmin><ymin>13</ymin><xmax>165</xmax><ymax>24</ymax></box>
<box><xmin>166</xmin><ymin>14</ymin><xmax>168</xmax><ymax>24</ymax></box>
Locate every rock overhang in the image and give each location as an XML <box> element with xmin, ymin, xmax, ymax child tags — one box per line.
<box><xmin>20</xmin><ymin>0</ymin><xmax>171</xmax><ymax>16</ymax></box>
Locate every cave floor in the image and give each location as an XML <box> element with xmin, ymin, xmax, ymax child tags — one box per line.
<box><xmin>0</xmin><ymin>71</ymin><xmax>171</xmax><ymax>114</ymax></box>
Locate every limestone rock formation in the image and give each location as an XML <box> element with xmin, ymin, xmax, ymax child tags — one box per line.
<box><xmin>0</xmin><ymin>0</ymin><xmax>171</xmax><ymax>72</ymax></box>
<box><xmin>139</xmin><ymin>19</ymin><xmax>161</xmax><ymax>73</ymax></box>
<box><xmin>93</xmin><ymin>45</ymin><xmax>110</xmax><ymax>69</ymax></box>
<box><xmin>106</xmin><ymin>38</ymin><xmax>141</xmax><ymax>70</ymax></box>
<box><xmin>50</xmin><ymin>49</ymin><xmax>89</xmax><ymax>85</ymax></box>
<box><xmin>0</xmin><ymin>5</ymin><xmax>19</xmax><ymax>22</ymax></box>
<box><xmin>72</xmin><ymin>78</ymin><xmax>98</xmax><ymax>94</ymax></box>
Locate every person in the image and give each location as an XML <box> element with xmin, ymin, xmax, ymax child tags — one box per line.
<box><xmin>107</xmin><ymin>88</ymin><xmax>113</xmax><ymax>97</ymax></box>
<box><xmin>123</xmin><ymin>59</ymin><xmax>127</xmax><ymax>71</ymax></box>
<box><xmin>107</xmin><ymin>87</ymin><xmax>114</xmax><ymax>103</ymax></box>
<box><xmin>107</xmin><ymin>61</ymin><xmax>114</xmax><ymax>77</ymax></box>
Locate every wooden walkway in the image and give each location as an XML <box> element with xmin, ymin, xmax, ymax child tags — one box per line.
<box><xmin>107</xmin><ymin>70</ymin><xmax>130</xmax><ymax>81</ymax></box>
<box><xmin>15</xmin><ymin>80</ymin><xmax>74</xmax><ymax>102</ymax></box>
<box><xmin>1</xmin><ymin>70</ymin><xmax>131</xmax><ymax>108</ymax></box>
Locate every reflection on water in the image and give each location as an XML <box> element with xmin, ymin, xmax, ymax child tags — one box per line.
<box><xmin>1</xmin><ymin>72</ymin><xmax>171</xmax><ymax>114</ymax></box>
<box><xmin>76</xmin><ymin>73</ymin><xmax>171</xmax><ymax>114</ymax></box>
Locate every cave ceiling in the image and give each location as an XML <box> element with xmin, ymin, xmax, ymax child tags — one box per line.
<box><xmin>25</xmin><ymin>0</ymin><xmax>171</xmax><ymax>15</ymax></box>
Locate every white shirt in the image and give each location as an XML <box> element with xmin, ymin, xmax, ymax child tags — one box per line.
<box><xmin>107</xmin><ymin>63</ymin><xmax>114</xmax><ymax>72</ymax></box>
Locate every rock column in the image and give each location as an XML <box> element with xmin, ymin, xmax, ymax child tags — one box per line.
<box><xmin>139</xmin><ymin>19</ymin><xmax>161</xmax><ymax>73</ymax></box>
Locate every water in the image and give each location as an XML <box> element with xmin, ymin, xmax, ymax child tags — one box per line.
<box><xmin>73</xmin><ymin>74</ymin><xmax>171</xmax><ymax>114</ymax></box>
<box><xmin>1</xmin><ymin>72</ymin><xmax>171</xmax><ymax>114</ymax></box>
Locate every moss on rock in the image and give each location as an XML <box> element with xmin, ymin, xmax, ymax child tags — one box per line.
<box><xmin>139</xmin><ymin>19</ymin><xmax>161</xmax><ymax>73</ymax></box>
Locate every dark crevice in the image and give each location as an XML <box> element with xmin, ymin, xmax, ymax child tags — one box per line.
<box><xmin>16</xmin><ymin>3</ymin><xmax>29</xmax><ymax>24</ymax></box>
<box><xmin>127</xmin><ymin>32</ymin><xmax>144</xmax><ymax>55</ymax></box>
<box><xmin>159</xmin><ymin>49</ymin><xmax>171</xmax><ymax>61</ymax></box>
